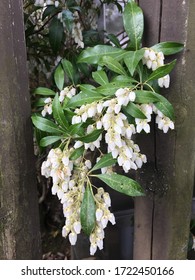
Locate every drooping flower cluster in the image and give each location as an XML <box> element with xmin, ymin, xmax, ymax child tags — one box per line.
<box><xmin>143</xmin><ymin>48</ymin><xmax>170</xmax><ymax>88</ymax></box>
<box><xmin>41</xmin><ymin>147</ymin><xmax>115</xmax><ymax>254</ymax></box>
<box><xmin>90</xmin><ymin>187</ymin><xmax>115</xmax><ymax>255</ymax></box>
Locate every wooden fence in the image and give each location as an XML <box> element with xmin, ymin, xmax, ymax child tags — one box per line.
<box><xmin>134</xmin><ymin>0</ymin><xmax>195</xmax><ymax>259</ymax></box>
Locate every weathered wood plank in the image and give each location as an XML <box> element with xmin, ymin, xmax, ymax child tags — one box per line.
<box><xmin>134</xmin><ymin>0</ymin><xmax>162</xmax><ymax>260</ymax></box>
<box><xmin>0</xmin><ymin>0</ymin><xmax>41</xmax><ymax>259</ymax></box>
<box><xmin>134</xmin><ymin>0</ymin><xmax>194</xmax><ymax>259</ymax></box>
<box><xmin>152</xmin><ymin>0</ymin><xmax>195</xmax><ymax>259</ymax></box>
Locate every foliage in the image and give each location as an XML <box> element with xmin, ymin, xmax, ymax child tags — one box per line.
<box><xmin>30</xmin><ymin>0</ymin><xmax>183</xmax><ymax>255</ymax></box>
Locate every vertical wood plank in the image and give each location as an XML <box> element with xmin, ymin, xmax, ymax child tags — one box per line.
<box><xmin>0</xmin><ymin>0</ymin><xmax>41</xmax><ymax>259</ymax></box>
<box><xmin>152</xmin><ymin>0</ymin><xmax>195</xmax><ymax>259</ymax></box>
<box><xmin>134</xmin><ymin>0</ymin><xmax>195</xmax><ymax>259</ymax></box>
<box><xmin>133</xmin><ymin>0</ymin><xmax>162</xmax><ymax>260</ymax></box>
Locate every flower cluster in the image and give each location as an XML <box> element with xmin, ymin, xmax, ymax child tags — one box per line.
<box><xmin>41</xmin><ymin>86</ymin><xmax>76</xmax><ymax>117</ymax></box>
<box><xmin>34</xmin><ymin>0</ymin><xmax>60</xmax><ymax>7</ymax></box>
<box><xmin>41</xmin><ymin>97</ymin><xmax>53</xmax><ymax>117</ymax></box>
<box><xmin>59</xmin><ymin>86</ymin><xmax>76</xmax><ymax>102</ymax></box>
<box><xmin>90</xmin><ymin>187</ymin><xmax>115</xmax><ymax>255</ymax></box>
<box><xmin>143</xmin><ymin>48</ymin><xmax>170</xmax><ymax>88</ymax></box>
<box><xmin>41</xmin><ymin>147</ymin><xmax>115</xmax><ymax>255</ymax></box>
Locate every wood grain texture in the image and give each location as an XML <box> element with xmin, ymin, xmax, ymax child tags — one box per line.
<box><xmin>134</xmin><ymin>0</ymin><xmax>194</xmax><ymax>259</ymax></box>
<box><xmin>0</xmin><ymin>0</ymin><xmax>41</xmax><ymax>259</ymax></box>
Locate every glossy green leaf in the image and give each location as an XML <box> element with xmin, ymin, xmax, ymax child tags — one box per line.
<box><xmin>151</xmin><ymin>42</ymin><xmax>184</xmax><ymax>55</ymax></box>
<box><xmin>42</xmin><ymin>5</ymin><xmax>58</xmax><ymax>20</ymax></box>
<box><xmin>123</xmin><ymin>2</ymin><xmax>144</xmax><ymax>50</ymax></box>
<box><xmin>123</xmin><ymin>102</ymin><xmax>146</xmax><ymax>119</ymax></box>
<box><xmin>49</xmin><ymin>18</ymin><xmax>64</xmax><ymax>54</ymax></box>
<box><xmin>76</xmin><ymin>129</ymin><xmax>103</xmax><ymax>143</ymax></box>
<box><xmin>67</xmin><ymin>91</ymin><xmax>103</xmax><ymax>108</ymax></box>
<box><xmin>69</xmin><ymin>123</ymin><xmax>84</xmax><ymax>136</ymax></box>
<box><xmin>80</xmin><ymin>185</ymin><xmax>96</xmax><ymax>236</ymax></box>
<box><xmin>70</xmin><ymin>146</ymin><xmax>84</xmax><ymax>160</ymax></box>
<box><xmin>134</xmin><ymin>90</ymin><xmax>161</xmax><ymax>103</ymax></box>
<box><xmin>154</xmin><ymin>95</ymin><xmax>175</xmax><ymax>121</ymax></box>
<box><xmin>96</xmin><ymin>82</ymin><xmax>130</xmax><ymax>96</ymax></box>
<box><xmin>107</xmin><ymin>33</ymin><xmax>120</xmax><ymax>48</ymax></box>
<box><xmin>54</xmin><ymin>64</ymin><xmax>64</xmax><ymax>90</ymax></box>
<box><xmin>61</xmin><ymin>58</ymin><xmax>75</xmax><ymax>84</ymax></box>
<box><xmin>52</xmin><ymin>94</ymin><xmax>69</xmax><ymax>130</ymax></box>
<box><xmin>91</xmin><ymin>153</ymin><xmax>117</xmax><ymax>172</ymax></box>
<box><xmin>92</xmin><ymin>70</ymin><xmax>109</xmax><ymax>86</ymax></box>
<box><xmin>80</xmin><ymin>84</ymin><xmax>96</xmax><ymax>94</ymax></box>
<box><xmin>40</xmin><ymin>136</ymin><xmax>63</xmax><ymax>147</ymax></box>
<box><xmin>34</xmin><ymin>87</ymin><xmax>56</xmax><ymax>96</ymax></box>
<box><xmin>96</xmin><ymin>173</ymin><xmax>144</xmax><ymax>197</ymax></box>
<box><xmin>78</xmin><ymin>45</ymin><xmax>127</xmax><ymax>64</ymax></box>
<box><xmin>31</xmin><ymin>115</ymin><xmax>64</xmax><ymax>134</ymax></box>
<box><xmin>146</xmin><ymin>60</ymin><xmax>176</xmax><ymax>82</ymax></box>
<box><xmin>100</xmin><ymin>56</ymin><xmax>127</xmax><ymax>76</ymax></box>
<box><xmin>111</xmin><ymin>75</ymin><xmax>137</xmax><ymax>84</ymax></box>
<box><xmin>124</xmin><ymin>49</ymin><xmax>145</xmax><ymax>76</ymax></box>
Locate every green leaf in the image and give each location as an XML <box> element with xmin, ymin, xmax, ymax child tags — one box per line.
<box><xmin>42</xmin><ymin>5</ymin><xmax>58</xmax><ymax>20</ymax></box>
<box><xmin>31</xmin><ymin>115</ymin><xmax>64</xmax><ymax>134</ymax></box>
<box><xmin>52</xmin><ymin>94</ymin><xmax>69</xmax><ymax>130</ymax></box>
<box><xmin>100</xmin><ymin>56</ymin><xmax>127</xmax><ymax>76</ymax></box>
<box><xmin>67</xmin><ymin>91</ymin><xmax>103</xmax><ymax>108</ymax></box>
<box><xmin>96</xmin><ymin>82</ymin><xmax>130</xmax><ymax>96</ymax></box>
<box><xmin>49</xmin><ymin>18</ymin><xmax>64</xmax><ymax>54</ymax></box>
<box><xmin>92</xmin><ymin>70</ymin><xmax>109</xmax><ymax>86</ymax></box>
<box><xmin>154</xmin><ymin>95</ymin><xmax>175</xmax><ymax>121</ymax></box>
<box><xmin>146</xmin><ymin>60</ymin><xmax>176</xmax><ymax>82</ymax></box>
<box><xmin>123</xmin><ymin>2</ymin><xmax>144</xmax><ymax>50</ymax></box>
<box><xmin>80</xmin><ymin>185</ymin><xmax>96</xmax><ymax>236</ymax></box>
<box><xmin>96</xmin><ymin>173</ymin><xmax>144</xmax><ymax>197</ymax></box>
<box><xmin>111</xmin><ymin>75</ymin><xmax>137</xmax><ymax>84</ymax></box>
<box><xmin>124</xmin><ymin>49</ymin><xmax>145</xmax><ymax>76</ymax></box>
<box><xmin>79</xmin><ymin>84</ymin><xmax>96</xmax><ymax>94</ymax></box>
<box><xmin>69</xmin><ymin>146</ymin><xmax>84</xmax><ymax>160</ymax></box>
<box><xmin>107</xmin><ymin>33</ymin><xmax>120</xmax><ymax>48</ymax></box>
<box><xmin>34</xmin><ymin>87</ymin><xmax>56</xmax><ymax>96</ymax></box>
<box><xmin>40</xmin><ymin>136</ymin><xmax>63</xmax><ymax>147</ymax></box>
<box><xmin>61</xmin><ymin>10</ymin><xmax>74</xmax><ymax>32</ymax></box>
<box><xmin>76</xmin><ymin>129</ymin><xmax>103</xmax><ymax>143</ymax></box>
<box><xmin>151</xmin><ymin>42</ymin><xmax>184</xmax><ymax>55</ymax></box>
<box><xmin>61</xmin><ymin>58</ymin><xmax>75</xmax><ymax>84</ymax></box>
<box><xmin>78</xmin><ymin>45</ymin><xmax>127</xmax><ymax>64</ymax></box>
<box><xmin>123</xmin><ymin>102</ymin><xmax>147</xmax><ymax>119</ymax></box>
<box><xmin>54</xmin><ymin>64</ymin><xmax>64</xmax><ymax>90</ymax></box>
<box><xmin>135</xmin><ymin>90</ymin><xmax>161</xmax><ymax>103</ymax></box>
<box><xmin>91</xmin><ymin>153</ymin><xmax>117</xmax><ymax>172</ymax></box>
<box><xmin>69</xmin><ymin>123</ymin><xmax>84</xmax><ymax>136</ymax></box>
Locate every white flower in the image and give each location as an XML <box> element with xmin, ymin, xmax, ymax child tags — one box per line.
<box><xmin>158</xmin><ymin>74</ymin><xmax>170</xmax><ymax>88</ymax></box>
<box><xmin>34</xmin><ymin>0</ymin><xmax>44</xmax><ymax>6</ymax></box>
<box><xmin>85</xmin><ymin>160</ymin><xmax>92</xmax><ymax>169</ymax></box>
<box><xmin>96</xmin><ymin>209</ymin><xmax>103</xmax><ymax>221</ymax></box>
<box><xmin>129</xmin><ymin>91</ymin><xmax>136</xmax><ymax>102</ymax></box>
<box><xmin>73</xmin><ymin>222</ymin><xmax>81</xmax><ymax>234</ymax></box>
<box><xmin>69</xmin><ymin>232</ymin><xmax>77</xmax><ymax>245</ymax></box>
<box><xmin>72</xmin><ymin>115</ymin><xmax>82</xmax><ymax>124</ymax></box>
<box><xmin>103</xmin><ymin>193</ymin><xmax>111</xmax><ymax>207</ymax></box>
<box><xmin>135</xmin><ymin>119</ymin><xmax>150</xmax><ymax>133</ymax></box>
<box><xmin>54</xmin><ymin>1</ymin><xmax>59</xmax><ymax>7</ymax></box>
<box><xmin>41</xmin><ymin>97</ymin><xmax>53</xmax><ymax>117</ymax></box>
<box><xmin>156</xmin><ymin>115</ymin><xmax>174</xmax><ymax>133</ymax></box>
<box><xmin>90</xmin><ymin>244</ymin><xmax>97</xmax><ymax>255</ymax></box>
<box><xmin>108</xmin><ymin>213</ymin><xmax>116</xmax><ymax>225</ymax></box>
